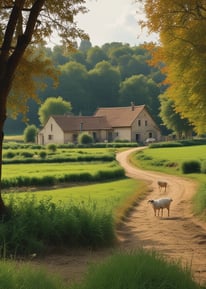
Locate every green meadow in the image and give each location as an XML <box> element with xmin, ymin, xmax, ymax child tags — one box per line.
<box><xmin>130</xmin><ymin>145</ymin><xmax>206</xmax><ymax>175</ymax></box>
<box><xmin>0</xmin><ymin>144</ymin><xmax>205</xmax><ymax>289</ymax></box>
<box><xmin>2</xmin><ymin>161</ymin><xmax>118</xmax><ymax>178</ymax></box>
<box><xmin>130</xmin><ymin>145</ymin><xmax>206</xmax><ymax>218</ymax></box>
<box><xmin>3</xmin><ymin>178</ymin><xmax>144</xmax><ymax>221</ymax></box>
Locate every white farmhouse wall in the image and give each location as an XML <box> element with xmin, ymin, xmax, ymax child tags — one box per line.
<box><xmin>37</xmin><ymin>117</ymin><xmax>64</xmax><ymax>145</ymax></box>
<box><xmin>131</xmin><ymin>110</ymin><xmax>161</xmax><ymax>142</ymax></box>
<box><xmin>113</xmin><ymin>127</ymin><xmax>131</xmax><ymax>141</ymax></box>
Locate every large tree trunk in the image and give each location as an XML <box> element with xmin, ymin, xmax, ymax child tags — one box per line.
<box><xmin>0</xmin><ymin>1</ymin><xmax>45</xmax><ymax>215</ymax></box>
<box><xmin>0</xmin><ymin>131</ymin><xmax>6</xmax><ymax>214</ymax></box>
<box><xmin>0</xmin><ymin>89</ymin><xmax>8</xmax><ymax>215</ymax></box>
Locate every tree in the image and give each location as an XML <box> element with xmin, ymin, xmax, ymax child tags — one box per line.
<box><xmin>119</xmin><ymin>74</ymin><xmax>160</xmax><ymax>115</ymax></box>
<box><xmin>57</xmin><ymin>62</ymin><xmax>90</xmax><ymax>115</ymax></box>
<box><xmin>88</xmin><ymin>61</ymin><xmax>121</xmax><ymax>110</ymax></box>
<box><xmin>137</xmin><ymin>0</ymin><xmax>206</xmax><ymax>134</ymax></box>
<box><xmin>86</xmin><ymin>46</ymin><xmax>108</xmax><ymax>69</ymax></box>
<box><xmin>159</xmin><ymin>96</ymin><xmax>193</xmax><ymax>139</ymax></box>
<box><xmin>38</xmin><ymin>96</ymin><xmax>72</xmax><ymax>126</ymax></box>
<box><xmin>23</xmin><ymin>124</ymin><xmax>38</xmax><ymax>143</ymax></box>
<box><xmin>0</xmin><ymin>0</ymin><xmax>88</xmax><ymax>213</ymax></box>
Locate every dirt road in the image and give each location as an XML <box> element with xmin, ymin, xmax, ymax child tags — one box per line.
<box><xmin>32</xmin><ymin>147</ymin><xmax>206</xmax><ymax>285</ymax></box>
<box><xmin>116</xmin><ymin>147</ymin><xmax>206</xmax><ymax>285</ymax></box>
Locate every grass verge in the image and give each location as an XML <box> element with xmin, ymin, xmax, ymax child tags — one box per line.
<box><xmin>69</xmin><ymin>250</ymin><xmax>204</xmax><ymax>289</ymax></box>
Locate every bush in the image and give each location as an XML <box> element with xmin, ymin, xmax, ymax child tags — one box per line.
<box><xmin>47</xmin><ymin>143</ymin><xmax>57</xmax><ymax>152</ymax></box>
<box><xmin>20</xmin><ymin>151</ymin><xmax>34</xmax><ymax>158</ymax></box>
<box><xmin>39</xmin><ymin>150</ymin><xmax>47</xmax><ymax>159</ymax></box>
<box><xmin>78</xmin><ymin>133</ymin><xmax>93</xmax><ymax>145</ymax></box>
<box><xmin>201</xmin><ymin>160</ymin><xmax>206</xmax><ymax>174</ymax></box>
<box><xmin>181</xmin><ymin>160</ymin><xmax>201</xmax><ymax>174</ymax></box>
<box><xmin>3</xmin><ymin>150</ymin><xmax>16</xmax><ymax>158</ymax></box>
<box><xmin>23</xmin><ymin>125</ymin><xmax>38</xmax><ymax>143</ymax></box>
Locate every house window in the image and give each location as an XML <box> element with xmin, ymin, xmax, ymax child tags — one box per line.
<box><xmin>51</xmin><ymin>124</ymin><xmax>53</xmax><ymax>131</ymax></box>
<box><xmin>138</xmin><ymin>120</ymin><xmax>141</xmax><ymax>126</ymax></box>
<box><xmin>48</xmin><ymin>134</ymin><xmax>53</xmax><ymax>140</ymax></box>
<box><xmin>149</xmin><ymin>132</ymin><xmax>153</xmax><ymax>138</ymax></box>
<box><xmin>145</xmin><ymin>120</ymin><xmax>148</xmax><ymax>126</ymax></box>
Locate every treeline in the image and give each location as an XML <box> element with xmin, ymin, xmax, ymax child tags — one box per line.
<box><xmin>5</xmin><ymin>41</ymin><xmax>166</xmax><ymax>135</ymax></box>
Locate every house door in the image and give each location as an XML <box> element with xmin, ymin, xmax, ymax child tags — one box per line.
<box><xmin>149</xmin><ymin>132</ymin><xmax>153</xmax><ymax>138</ymax></box>
<box><xmin>135</xmin><ymin>134</ymin><xmax>140</xmax><ymax>142</ymax></box>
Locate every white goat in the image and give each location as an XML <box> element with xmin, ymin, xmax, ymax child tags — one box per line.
<box><xmin>158</xmin><ymin>180</ymin><xmax>168</xmax><ymax>192</ymax></box>
<box><xmin>148</xmin><ymin>198</ymin><xmax>173</xmax><ymax>217</ymax></box>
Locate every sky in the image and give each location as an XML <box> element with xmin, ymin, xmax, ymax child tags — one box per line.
<box><xmin>75</xmin><ymin>0</ymin><xmax>158</xmax><ymax>47</ymax></box>
<box><xmin>49</xmin><ymin>0</ymin><xmax>158</xmax><ymax>48</ymax></box>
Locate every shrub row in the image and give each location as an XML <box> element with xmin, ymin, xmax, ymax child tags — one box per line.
<box><xmin>3</xmin><ymin>154</ymin><xmax>115</xmax><ymax>164</ymax></box>
<box><xmin>150</xmin><ymin>138</ymin><xmax>206</xmax><ymax>148</ymax></box>
<box><xmin>3</xmin><ymin>141</ymin><xmax>138</xmax><ymax>150</ymax></box>
<box><xmin>2</xmin><ymin>168</ymin><xmax>125</xmax><ymax>189</ymax></box>
<box><xmin>0</xmin><ymin>196</ymin><xmax>115</xmax><ymax>256</ymax></box>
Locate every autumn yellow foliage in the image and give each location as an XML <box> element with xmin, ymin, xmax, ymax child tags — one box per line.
<box><xmin>138</xmin><ymin>0</ymin><xmax>206</xmax><ymax>134</ymax></box>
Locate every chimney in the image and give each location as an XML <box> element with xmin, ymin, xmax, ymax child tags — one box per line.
<box><xmin>131</xmin><ymin>101</ymin><xmax>135</xmax><ymax>111</ymax></box>
<box><xmin>80</xmin><ymin>122</ymin><xmax>83</xmax><ymax>132</ymax></box>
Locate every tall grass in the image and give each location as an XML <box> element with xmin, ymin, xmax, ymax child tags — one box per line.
<box><xmin>0</xmin><ymin>195</ymin><xmax>115</xmax><ymax>256</ymax></box>
<box><xmin>0</xmin><ymin>260</ymin><xmax>68</xmax><ymax>289</ymax></box>
<box><xmin>0</xmin><ymin>178</ymin><xmax>146</xmax><ymax>256</ymax></box>
<box><xmin>70</xmin><ymin>250</ymin><xmax>204</xmax><ymax>289</ymax></box>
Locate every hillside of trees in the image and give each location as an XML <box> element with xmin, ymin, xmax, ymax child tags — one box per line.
<box><xmin>5</xmin><ymin>40</ymin><xmax>167</xmax><ymax>135</ymax></box>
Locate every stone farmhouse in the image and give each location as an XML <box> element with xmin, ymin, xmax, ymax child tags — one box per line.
<box><xmin>37</xmin><ymin>104</ymin><xmax>161</xmax><ymax>145</ymax></box>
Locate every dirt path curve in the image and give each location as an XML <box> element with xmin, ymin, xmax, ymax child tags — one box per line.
<box><xmin>116</xmin><ymin>147</ymin><xmax>206</xmax><ymax>285</ymax></box>
<box><xmin>32</xmin><ymin>147</ymin><xmax>206</xmax><ymax>285</ymax></box>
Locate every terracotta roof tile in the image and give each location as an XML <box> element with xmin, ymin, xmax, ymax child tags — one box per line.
<box><xmin>94</xmin><ymin>105</ymin><xmax>145</xmax><ymax>127</ymax></box>
<box><xmin>52</xmin><ymin>115</ymin><xmax>112</xmax><ymax>132</ymax></box>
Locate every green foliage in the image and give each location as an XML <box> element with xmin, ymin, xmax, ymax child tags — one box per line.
<box><xmin>181</xmin><ymin>161</ymin><xmax>201</xmax><ymax>174</ymax></box>
<box><xmin>3</xmin><ymin>151</ymin><xmax>15</xmax><ymax>159</ymax></box>
<box><xmin>38</xmin><ymin>96</ymin><xmax>72</xmax><ymax>126</ymax></box>
<box><xmin>5</xmin><ymin>43</ymin><xmax>165</xmax><ymax>135</ymax></box>
<box><xmin>47</xmin><ymin>143</ymin><xmax>57</xmax><ymax>152</ymax></box>
<box><xmin>2</xmin><ymin>146</ymin><xmax>116</xmax><ymax>164</ymax></box>
<box><xmin>39</xmin><ymin>150</ymin><xmax>47</xmax><ymax>159</ymax></box>
<box><xmin>71</xmin><ymin>250</ymin><xmax>202</xmax><ymax>289</ymax></box>
<box><xmin>0</xmin><ymin>196</ymin><xmax>115</xmax><ymax>256</ymax></box>
<box><xmin>20</xmin><ymin>151</ymin><xmax>34</xmax><ymax>158</ymax></box>
<box><xmin>2</xmin><ymin>159</ymin><xmax>124</xmax><ymax>189</ymax></box>
<box><xmin>201</xmin><ymin>160</ymin><xmax>206</xmax><ymax>174</ymax></box>
<box><xmin>192</xmin><ymin>183</ymin><xmax>206</xmax><ymax>216</ymax></box>
<box><xmin>0</xmin><ymin>260</ymin><xmax>67</xmax><ymax>289</ymax></box>
<box><xmin>159</xmin><ymin>97</ymin><xmax>193</xmax><ymax>137</ymax></box>
<box><xmin>78</xmin><ymin>133</ymin><xmax>93</xmax><ymax>145</ymax></box>
<box><xmin>23</xmin><ymin>125</ymin><xmax>38</xmax><ymax>143</ymax></box>
<box><xmin>150</xmin><ymin>139</ymin><xmax>206</xmax><ymax>148</ymax></box>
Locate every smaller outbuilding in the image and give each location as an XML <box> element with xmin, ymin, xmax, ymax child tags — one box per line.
<box><xmin>37</xmin><ymin>115</ymin><xmax>112</xmax><ymax>145</ymax></box>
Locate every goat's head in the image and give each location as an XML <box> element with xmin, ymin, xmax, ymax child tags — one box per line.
<box><xmin>148</xmin><ymin>200</ymin><xmax>154</xmax><ymax>204</ymax></box>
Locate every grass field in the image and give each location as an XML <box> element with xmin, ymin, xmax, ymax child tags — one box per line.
<box><xmin>2</xmin><ymin>161</ymin><xmax>119</xmax><ymax>178</ymax></box>
<box><xmin>130</xmin><ymin>145</ymin><xmax>206</xmax><ymax>218</ymax></box>
<box><xmin>3</xmin><ymin>178</ymin><xmax>146</xmax><ymax>224</ymax></box>
<box><xmin>130</xmin><ymin>145</ymin><xmax>206</xmax><ymax>176</ymax></box>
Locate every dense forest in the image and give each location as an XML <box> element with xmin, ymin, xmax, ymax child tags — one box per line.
<box><xmin>5</xmin><ymin>40</ymin><xmax>167</xmax><ymax>135</ymax></box>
